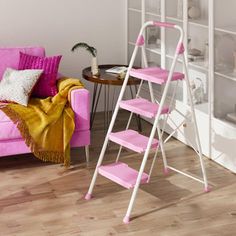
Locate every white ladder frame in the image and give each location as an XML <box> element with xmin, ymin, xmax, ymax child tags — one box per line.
<box><xmin>85</xmin><ymin>21</ymin><xmax>209</xmax><ymax>224</ymax></box>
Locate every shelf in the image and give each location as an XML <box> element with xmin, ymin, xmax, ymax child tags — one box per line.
<box><xmin>146</xmin><ymin>47</ymin><xmax>161</xmax><ymax>55</ymax></box>
<box><xmin>181</xmin><ymin>102</ymin><xmax>209</xmax><ymax>115</ymax></box>
<box><xmin>215</xmin><ymin>71</ymin><xmax>236</xmax><ymax>82</ymax></box>
<box><xmin>108</xmin><ymin>129</ymin><xmax>158</xmax><ymax>153</ymax></box>
<box><xmin>188</xmin><ymin>61</ymin><xmax>208</xmax><ymax>72</ymax></box>
<box><xmin>132</xmin><ymin>42</ymin><xmax>208</xmax><ymax>72</ymax></box>
<box><xmin>129</xmin><ymin>10</ymin><xmax>208</xmax><ymax>29</ymax></box>
<box><xmin>135</xmin><ymin>44</ymin><xmax>208</xmax><ymax>72</ymax></box>
<box><xmin>146</xmin><ymin>12</ymin><xmax>161</xmax><ymax>18</ymax></box>
<box><xmin>213</xmin><ymin>117</ymin><xmax>236</xmax><ymax>130</ymax></box>
<box><xmin>215</xmin><ymin>25</ymin><xmax>236</xmax><ymax>36</ymax></box>
<box><xmin>98</xmin><ymin>162</ymin><xmax>149</xmax><ymax>189</ymax></box>
<box><xmin>166</xmin><ymin>15</ymin><xmax>183</xmax><ymax>23</ymax></box>
<box><xmin>146</xmin><ymin>46</ymin><xmax>208</xmax><ymax>72</ymax></box>
<box><xmin>166</xmin><ymin>16</ymin><xmax>208</xmax><ymax>28</ymax></box>
<box><xmin>189</xmin><ymin>19</ymin><xmax>208</xmax><ymax>29</ymax></box>
<box><xmin>128</xmin><ymin>7</ymin><xmax>141</xmax><ymax>13</ymax></box>
<box><xmin>119</xmin><ymin>98</ymin><xmax>169</xmax><ymax>118</ymax></box>
<box><xmin>171</xmin><ymin>56</ymin><xmax>208</xmax><ymax>72</ymax></box>
<box><xmin>226</xmin><ymin>112</ymin><xmax>236</xmax><ymax>124</ymax></box>
<box><xmin>128</xmin><ymin>41</ymin><xmax>136</xmax><ymax>47</ymax></box>
<box><xmin>194</xmin><ymin>102</ymin><xmax>209</xmax><ymax>115</ymax></box>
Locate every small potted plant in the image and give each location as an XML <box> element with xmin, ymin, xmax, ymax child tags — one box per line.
<box><xmin>71</xmin><ymin>42</ymin><xmax>99</xmax><ymax>76</ymax></box>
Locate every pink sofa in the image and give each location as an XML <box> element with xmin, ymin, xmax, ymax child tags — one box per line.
<box><xmin>0</xmin><ymin>46</ymin><xmax>90</xmax><ymax>162</ymax></box>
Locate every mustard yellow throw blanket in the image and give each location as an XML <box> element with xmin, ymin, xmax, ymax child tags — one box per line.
<box><xmin>0</xmin><ymin>78</ymin><xmax>84</xmax><ymax>167</ymax></box>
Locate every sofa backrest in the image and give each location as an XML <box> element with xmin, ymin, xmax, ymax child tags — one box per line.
<box><xmin>0</xmin><ymin>47</ymin><xmax>45</xmax><ymax>80</ymax></box>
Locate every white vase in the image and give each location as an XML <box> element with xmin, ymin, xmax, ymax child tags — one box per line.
<box><xmin>91</xmin><ymin>57</ymin><xmax>99</xmax><ymax>76</ymax></box>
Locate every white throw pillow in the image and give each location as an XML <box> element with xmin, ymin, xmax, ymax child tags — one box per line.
<box><xmin>0</xmin><ymin>68</ymin><xmax>43</xmax><ymax>106</ymax></box>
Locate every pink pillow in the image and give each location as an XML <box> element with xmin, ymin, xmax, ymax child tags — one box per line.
<box><xmin>18</xmin><ymin>52</ymin><xmax>62</xmax><ymax>98</ymax></box>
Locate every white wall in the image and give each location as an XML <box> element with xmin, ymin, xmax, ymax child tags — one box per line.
<box><xmin>0</xmin><ymin>0</ymin><xmax>127</xmax><ymax>111</ymax></box>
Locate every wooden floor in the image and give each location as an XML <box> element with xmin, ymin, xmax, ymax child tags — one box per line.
<box><xmin>0</xmin><ymin>111</ymin><xmax>236</xmax><ymax>236</ymax></box>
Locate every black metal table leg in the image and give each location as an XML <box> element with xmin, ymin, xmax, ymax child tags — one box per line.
<box><xmin>90</xmin><ymin>83</ymin><xmax>102</xmax><ymax>129</ymax></box>
<box><xmin>104</xmin><ymin>85</ymin><xmax>107</xmax><ymax>131</ymax></box>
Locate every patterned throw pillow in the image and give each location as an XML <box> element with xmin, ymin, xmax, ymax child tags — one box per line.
<box><xmin>0</xmin><ymin>68</ymin><xmax>43</xmax><ymax>106</ymax></box>
<box><xmin>18</xmin><ymin>52</ymin><xmax>62</xmax><ymax>98</ymax></box>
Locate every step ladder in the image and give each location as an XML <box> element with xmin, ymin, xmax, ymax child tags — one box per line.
<box><xmin>85</xmin><ymin>21</ymin><xmax>209</xmax><ymax>224</ymax></box>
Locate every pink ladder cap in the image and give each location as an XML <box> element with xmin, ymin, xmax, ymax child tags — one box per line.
<box><xmin>153</xmin><ymin>21</ymin><xmax>175</xmax><ymax>28</ymax></box>
<box><xmin>176</xmin><ymin>42</ymin><xmax>185</xmax><ymax>54</ymax></box>
<box><xmin>136</xmin><ymin>35</ymin><xmax>145</xmax><ymax>46</ymax></box>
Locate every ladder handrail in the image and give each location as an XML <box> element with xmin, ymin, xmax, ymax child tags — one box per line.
<box><xmin>137</xmin><ymin>21</ymin><xmax>185</xmax><ymax>57</ymax></box>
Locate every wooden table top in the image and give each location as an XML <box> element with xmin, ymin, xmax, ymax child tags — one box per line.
<box><xmin>82</xmin><ymin>64</ymin><xmax>140</xmax><ymax>86</ymax></box>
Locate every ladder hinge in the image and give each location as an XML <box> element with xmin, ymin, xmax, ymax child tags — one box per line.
<box><xmin>176</xmin><ymin>42</ymin><xmax>185</xmax><ymax>55</ymax></box>
<box><xmin>136</xmin><ymin>35</ymin><xmax>145</xmax><ymax>46</ymax></box>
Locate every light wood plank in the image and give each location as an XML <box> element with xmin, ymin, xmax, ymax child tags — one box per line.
<box><xmin>0</xmin><ymin>111</ymin><xmax>235</xmax><ymax>236</ymax></box>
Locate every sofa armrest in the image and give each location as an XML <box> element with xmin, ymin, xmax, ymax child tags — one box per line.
<box><xmin>70</xmin><ymin>88</ymin><xmax>90</xmax><ymax>131</ymax></box>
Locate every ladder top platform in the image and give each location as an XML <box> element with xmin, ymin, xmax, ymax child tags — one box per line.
<box><xmin>98</xmin><ymin>162</ymin><xmax>149</xmax><ymax>189</ymax></box>
<box><xmin>130</xmin><ymin>67</ymin><xmax>184</xmax><ymax>84</ymax></box>
<box><xmin>109</xmin><ymin>129</ymin><xmax>159</xmax><ymax>153</ymax></box>
<box><xmin>119</xmin><ymin>98</ymin><xmax>169</xmax><ymax>118</ymax></box>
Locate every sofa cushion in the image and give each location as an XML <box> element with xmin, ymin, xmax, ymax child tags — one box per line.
<box><xmin>0</xmin><ymin>88</ymin><xmax>90</xmax><ymax>141</ymax></box>
<box><xmin>0</xmin><ymin>110</ymin><xmax>22</xmax><ymax>141</ymax></box>
<box><xmin>18</xmin><ymin>52</ymin><xmax>62</xmax><ymax>98</ymax></box>
<box><xmin>0</xmin><ymin>68</ymin><xmax>43</xmax><ymax>106</ymax></box>
<box><xmin>0</xmin><ymin>47</ymin><xmax>45</xmax><ymax>80</ymax></box>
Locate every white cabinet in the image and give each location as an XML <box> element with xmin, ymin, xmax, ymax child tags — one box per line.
<box><xmin>210</xmin><ymin>0</ymin><xmax>236</xmax><ymax>173</ymax></box>
<box><xmin>127</xmin><ymin>0</ymin><xmax>236</xmax><ymax>173</ymax></box>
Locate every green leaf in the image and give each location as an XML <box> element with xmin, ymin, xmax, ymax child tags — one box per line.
<box><xmin>71</xmin><ymin>42</ymin><xmax>97</xmax><ymax>57</ymax></box>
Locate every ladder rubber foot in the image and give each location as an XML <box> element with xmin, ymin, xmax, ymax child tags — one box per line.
<box><xmin>164</xmin><ymin>168</ymin><xmax>169</xmax><ymax>175</ymax></box>
<box><xmin>123</xmin><ymin>216</ymin><xmax>130</xmax><ymax>224</ymax></box>
<box><xmin>204</xmin><ymin>186</ymin><xmax>211</xmax><ymax>193</ymax></box>
<box><xmin>85</xmin><ymin>193</ymin><xmax>92</xmax><ymax>200</ymax></box>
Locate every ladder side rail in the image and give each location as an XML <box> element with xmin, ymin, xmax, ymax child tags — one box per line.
<box><xmin>124</xmin><ymin>24</ymin><xmax>185</xmax><ymax>222</ymax></box>
<box><xmin>141</xmin><ymin>22</ymin><xmax>173</xmax><ymax>175</ymax></box>
<box><xmin>116</xmin><ymin>25</ymin><xmax>151</xmax><ymax>163</ymax></box>
<box><xmin>116</xmin><ymin>79</ymin><xmax>145</xmax><ymax>163</ymax></box>
<box><xmin>159</xmin><ymin>80</ymin><xmax>179</xmax><ymax>138</ymax></box>
<box><xmin>182</xmin><ymin>51</ymin><xmax>209</xmax><ymax>191</ymax></box>
<box><xmin>141</xmin><ymin>31</ymin><xmax>167</xmax><ymax>175</ymax></box>
<box><xmin>117</xmin><ymin>21</ymin><xmax>159</xmax><ymax>164</ymax></box>
<box><xmin>86</xmin><ymin>22</ymin><xmax>154</xmax><ymax>198</ymax></box>
<box><xmin>148</xmin><ymin>125</ymin><xmax>168</xmax><ymax>180</ymax></box>
<box><xmin>124</xmin><ymin>79</ymin><xmax>145</xmax><ymax>130</ymax></box>
<box><xmin>155</xmin><ymin>25</ymin><xmax>184</xmax><ymax>172</ymax></box>
<box><xmin>136</xmin><ymin>79</ymin><xmax>144</xmax><ymax>98</ymax></box>
<box><xmin>115</xmin><ymin>111</ymin><xmax>134</xmax><ymax>163</ymax></box>
<box><xmin>141</xmin><ymin>46</ymin><xmax>155</xmax><ymax>102</ymax></box>
<box><xmin>124</xmin><ymin>43</ymin><xmax>181</xmax><ymax>223</ymax></box>
<box><xmin>168</xmin><ymin>81</ymin><xmax>179</xmax><ymax>112</ymax></box>
<box><xmin>147</xmin><ymin>142</ymin><xmax>159</xmax><ymax>182</ymax></box>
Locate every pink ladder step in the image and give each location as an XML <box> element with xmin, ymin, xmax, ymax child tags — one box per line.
<box><xmin>119</xmin><ymin>98</ymin><xmax>169</xmax><ymax>118</ymax></box>
<box><xmin>130</xmin><ymin>67</ymin><xmax>184</xmax><ymax>85</ymax></box>
<box><xmin>109</xmin><ymin>129</ymin><xmax>158</xmax><ymax>153</ymax></box>
<box><xmin>98</xmin><ymin>162</ymin><xmax>149</xmax><ymax>189</ymax></box>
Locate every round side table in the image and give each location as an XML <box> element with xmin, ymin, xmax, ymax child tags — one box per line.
<box><xmin>82</xmin><ymin>64</ymin><xmax>141</xmax><ymax>130</ymax></box>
